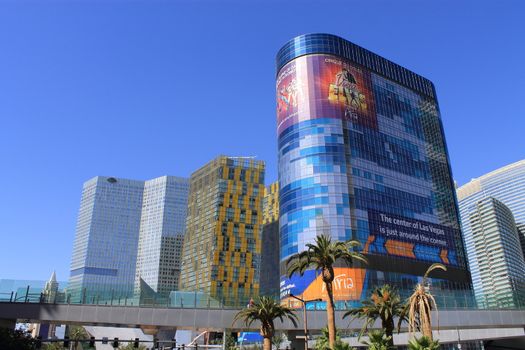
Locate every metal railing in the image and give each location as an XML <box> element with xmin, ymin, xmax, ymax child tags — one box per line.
<box><xmin>2</xmin><ymin>285</ymin><xmax>525</xmax><ymax>312</ymax></box>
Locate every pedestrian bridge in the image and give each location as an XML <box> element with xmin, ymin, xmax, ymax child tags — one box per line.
<box><xmin>1</xmin><ymin>301</ymin><xmax>524</xmax><ymax>332</ymax></box>
<box><xmin>1</xmin><ymin>301</ymin><xmax>525</xmax><ymax>347</ymax></box>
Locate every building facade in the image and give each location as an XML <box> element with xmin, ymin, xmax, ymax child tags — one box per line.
<box><xmin>457</xmin><ymin>160</ymin><xmax>525</xmax><ymax>308</ymax></box>
<box><xmin>179</xmin><ymin>156</ymin><xmax>265</xmax><ymax>306</ymax></box>
<box><xmin>135</xmin><ymin>176</ymin><xmax>189</xmax><ymax>298</ymax></box>
<box><xmin>260</xmin><ymin>182</ymin><xmax>280</xmax><ymax>297</ymax></box>
<box><xmin>69</xmin><ymin>175</ymin><xmax>189</xmax><ymax>302</ymax></box>
<box><xmin>276</xmin><ymin>34</ymin><xmax>472</xmax><ymax>307</ymax></box>
<box><xmin>466</xmin><ymin>198</ymin><xmax>525</xmax><ymax>308</ymax></box>
<box><xmin>457</xmin><ymin>160</ymin><xmax>525</xmax><ymax>256</ymax></box>
<box><xmin>69</xmin><ymin>176</ymin><xmax>145</xmax><ymax>301</ymax></box>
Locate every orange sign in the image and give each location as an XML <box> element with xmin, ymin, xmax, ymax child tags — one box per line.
<box><xmin>302</xmin><ymin>268</ymin><xmax>366</xmax><ymax>301</ymax></box>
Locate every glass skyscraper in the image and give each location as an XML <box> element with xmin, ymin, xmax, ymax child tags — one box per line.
<box><xmin>276</xmin><ymin>34</ymin><xmax>472</xmax><ymax>307</ymax></box>
<box><xmin>179</xmin><ymin>156</ymin><xmax>265</xmax><ymax>306</ymax></box>
<box><xmin>465</xmin><ymin>197</ymin><xmax>525</xmax><ymax>308</ymax></box>
<box><xmin>135</xmin><ymin>176</ymin><xmax>189</xmax><ymax>298</ymax></box>
<box><xmin>69</xmin><ymin>176</ymin><xmax>145</xmax><ymax>301</ymax></box>
<box><xmin>457</xmin><ymin>160</ymin><xmax>525</xmax><ymax>308</ymax></box>
<box><xmin>69</xmin><ymin>175</ymin><xmax>189</xmax><ymax>302</ymax></box>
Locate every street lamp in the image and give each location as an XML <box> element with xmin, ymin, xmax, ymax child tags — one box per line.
<box><xmin>289</xmin><ymin>294</ymin><xmax>322</xmax><ymax>350</ymax></box>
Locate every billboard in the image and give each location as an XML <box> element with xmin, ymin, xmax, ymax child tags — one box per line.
<box><xmin>276</xmin><ymin>54</ymin><xmax>376</xmax><ymax>135</ymax></box>
<box><xmin>280</xmin><ymin>267</ymin><xmax>367</xmax><ymax>307</ymax></box>
<box><xmin>367</xmin><ymin>210</ymin><xmax>459</xmax><ymax>266</ymax></box>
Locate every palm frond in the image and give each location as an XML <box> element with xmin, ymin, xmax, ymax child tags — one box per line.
<box><xmin>423</xmin><ymin>263</ymin><xmax>447</xmax><ymax>283</ymax></box>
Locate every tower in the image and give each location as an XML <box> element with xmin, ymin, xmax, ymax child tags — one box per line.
<box><xmin>260</xmin><ymin>181</ymin><xmax>280</xmax><ymax>298</ymax></box>
<box><xmin>179</xmin><ymin>156</ymin><xmax>265</xmax><ymax>306</ymax></box>
<box><xmin>69</xmin><ymin>176</ymin><xmax>144</xmax><ymax>301</ymax></box>
<box><xmin>467</xmin><ymin>197</ymin><xmax>525</xmax><ymax>308</ymax></box>
<box><xmin>43</xmin><ymin>271</ymin><xmax>59</xmax><ymax>303</ymax></box>
<box><xmin>276</xmin><ymin>34</ymin><xmax>472</xmax><ymax>306</ymax></box>
<box><xmin>135</xmin><ymin>176</ymin><xmax>189</xmax><ymax>298</ymax></box>
<box><xmin>457</xmin><ymin>160</ymin><xmax>525</xmax><ymax>308</ymax></box>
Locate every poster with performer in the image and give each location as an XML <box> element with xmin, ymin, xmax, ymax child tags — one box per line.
<box><xmin>276</xmin><ymin>54</ymin><xmax>377</xmax><ymax>135</ymax></box>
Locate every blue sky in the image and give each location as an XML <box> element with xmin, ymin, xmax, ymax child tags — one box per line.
<box><xmin>0</xmin><ymin>0</ymin><xmax>523</xmax><ymax>281</ymax></box>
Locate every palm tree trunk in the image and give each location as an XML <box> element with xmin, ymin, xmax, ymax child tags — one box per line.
<box><xmin>263</xmin><ymin>336</ymin><xmax>272</xmax><ymax>350</ymax></box>
<box><xmin>422</xmin><ymin>317</ymin><xmax>433</xmax><ymax>340</ymax></box>
<box><xmin>324</xmin><ymin>280</ymin><xmax>336</xmax><ymax>349</ymax></box>
<box><xmin>382</xmin><ymin>319</ymin><xmax>395</xmax><ymax>347</ymax></box>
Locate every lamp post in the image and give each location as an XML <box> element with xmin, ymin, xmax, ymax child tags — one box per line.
<box><xmin>289</xmin><ymin>294</ymin><xmax>322</xmax><ymax>350</ymax></box>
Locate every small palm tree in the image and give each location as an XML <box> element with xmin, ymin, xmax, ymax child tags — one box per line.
<box><xmin>271</xmin><ymin>332</ymin><xmax>286</xmax><ymax>350</ymax></box>
<box><xmin>314</xmin><ymin>327</ymin><xmax>352</xmax><ymax>350</ymax></box>
<box><xmin>405</xmin><ymin>263</ymin><xmax>447</xmax><ymax>340</ymax></box>
<box><xmin>118</xmin><ymin>343</ymin><xmax>148</xmax><ymax>350</ymax></box>
<box><xmin>314</xmin><ymin>327</ymin><xmax>331</xmax><ymax>350</ymax></box>
<box><xmin>233</xmin><ymin>296</ymin><xmax>298</xmax><ymax>350</ymax></box>
<box><xmin>360</xmin><ymin>330</ymin><xmax>394</xmax><ymax>350</ymax></box>
<box><xmin>407</xmin><ymin>336</ymin><xmax>440</xmax><ymax>350</ymax></box>
<box><xmin>287</xmin><ymin>234</ymin><xmax>367</xmax><ymax>349</ymax></box>
<box><xmin>343</xmin><ymin>284</ymin><xmax>406</xmax><ymax>347</ymax></box>
<box><xmin>68</xmin><ymin>326</ymin><xmax>88</xmax><ymax>350</ymax></box>
<box><xmin>331</xmin><ymin>340</ymin><xmax>353</xmax><ymax>350</ymax></box>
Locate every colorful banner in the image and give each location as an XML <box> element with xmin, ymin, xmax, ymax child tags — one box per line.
<box><xmin>367</xmin><ymin>209</ymin><xmax>459</xmax><ymax>266</ymax></box>
<box><xmin>280</xmin><ymin>267</ymin><xmax>367</xmax><ymax>306</ymax></box>
<box><xmin>276</xmin><ymin>54</ymin><xmax>376</xmax><ymax>135</ymax></box>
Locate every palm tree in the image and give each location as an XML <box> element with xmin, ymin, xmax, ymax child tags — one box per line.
<box><xmin>407</xmin><ymin>336</ymin><xmax>440</xmax><ymax>350</ymax></box>
<box><xmin>360</xmin><ymin>330</ymin><xmax>394</xmax><ymax>350</ymax></box>
<box><xmin>271</xmin><ymin>332</ymin><xmax>286</xmax><ymax>350</ymax></box>
<box><xmin>233</xmin><ymin>296</ymin><xmax>298</xmax><ymax>350</ymax></box>
<box><xmin>314</xmin><ymin>327</ymin><xmax>351</xmax><ymax>350</ymax></box>
<box><xmin>286</xmin><ymin>234</ymin><xmax>367</xmax><ymax>349</ymax></box>
<box><xmin>343</xmin><ymin>284</ymin><xmax>406</xmax><ymax>347</ymax></box>
<box><xmin>405</xmin><ymin>263</ymin><xmax>447</xmax><ymax>340</ymax></box>
<box><xmin>68</xmin><ymin>326</ymin><xmax>88</xmax><ymax>350</ymax></box>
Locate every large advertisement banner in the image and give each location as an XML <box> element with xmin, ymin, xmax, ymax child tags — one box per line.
<box><xmin>276</xmin><ymin>54</ymin><xmax>376</xmax><ymax>135</ymax></box>
<box><xmin>280</xmin><ymin>267</ymin><xmax>367</xmax><ymax>307</ymax></box>
<box><xmin>367</xmin><ymin>209</ymin><xmax>459</xmax><ymax>266</ymax></box>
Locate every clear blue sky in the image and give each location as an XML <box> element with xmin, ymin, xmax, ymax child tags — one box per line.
<box><xmin>0</xmin><ymin>0</ymin><xmax>524</xmax><ymax>281</ymax></box>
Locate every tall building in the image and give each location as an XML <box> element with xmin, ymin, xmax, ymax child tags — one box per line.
<box><xmin>43</xmin><ymin>271</ymin><xmax>59</xmax><ymax>303</ymax></box>
<box><xmin>135</xmin><ymin>176</ymin><xmax>189</xmax><ymax>298</ymax></box>
<box><xmin>276</xmin><ymin>34</ymin><xmax>472</xmax><ymax>307</ymax></box>
<box><xmin>69</xmin><ymin>176</ymin><xmax>145</xmax><ymax>301</ymax></box>
<box><xmin>457</xmin><ymin>160</ymin><xmax>525</xmax><ymax>258</ymax></box>
<box><xmin>30</xmin><ymin>272</ymin><xmax>62</xmax><ymax>339</ymax></box>
<box><xmin>457</xmin><ymin>160</ymin><xmax>525</xmax><ymax>308</ymax></box>
<box><xmin>260</xmin><ymin>182</ymin><xmax>280</xmax><ymax>297</ymax></box>
<box><xmin>179</xmin><ymin>156</ymin><xmax>265</xmax><ymax>306</ymax></box>
<box><xmin>69</xmin><ymin>175</ymin><xmax>189</xmax><ymax>302</ymax></box>
<box><xmin>466</xmin><ymin>197</ymin><xmax>525</xmax><ymax>308</ymax></box>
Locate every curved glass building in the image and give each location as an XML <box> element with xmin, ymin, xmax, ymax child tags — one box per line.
<box><xmin>276</xmin><ymin>34</ymin><xmax>473</xmax><ymax>308</ymax></box>
<box><xmin>457</xmin><ymin>160</ymin><xmax>525</xmax><ymax>308</ymax></box>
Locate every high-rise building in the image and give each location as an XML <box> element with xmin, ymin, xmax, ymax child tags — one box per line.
<box><xmin>179</xmin><ymin>156</ymin><xmax>265</xmax><ymax>306</ymax></box>
<box><xmin>135</xmin><ymin>176</ymin><xmax>189</xmax><ymax>298</ymax></box>
<box><xmin>260</xmin><ymin>182</ymin><xmax>280</xmax><ymax>297</ymax></box>
<box><xmin>276</xmin><ymin>34</ymin><xmax>472</xmax><ymax>307</ymax></box>
<box><xmin>457</xmin><ymin>160</ymin><xmax>525</xmax><ymax>308</ymax></box>
<box><xmin>69</xmin><ymin>175</ymin><xmax>189</xmax><ymax>302</ymax></box>
<box><xmin>69</xmin><ymin>176</ymin><xmax>145</xmax><ymax>301</ymax></box>
<box><xmin>465</xmin><ymin>197</ymin><xmax>525</xmax><ymax>308</ymax></box>
<box><xmin>457</xmin><ymin>160</ymin><xmax>525</xmax><ymax>257</ymax></box>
